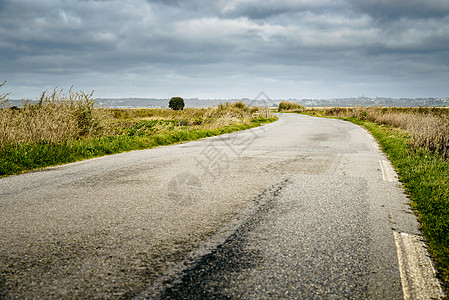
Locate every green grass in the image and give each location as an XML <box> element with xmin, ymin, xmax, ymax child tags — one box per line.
<box><xmin>310</xmin><ymin>114</ymin><xmax>449</xmax><ymax>292</ymax></box>
<box><xmin>0</xmin><ymin>117</ymin><xmax>276</xmax><ymax>177</ymax></box>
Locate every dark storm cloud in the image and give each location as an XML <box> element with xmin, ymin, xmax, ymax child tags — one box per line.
<box><xmin>217</xmin><ymin>0</ymin><xmax>345</xmax><ymax>19</ymax></box>
<box><xmin>0</xmin><ymin>0</ymin><xmax>448</xmax><ymax>99</ymax></box>
<box><xmin>349</xmin><ymin>0</ymin><xmax>449</xmax><ymax>20</ymax></box>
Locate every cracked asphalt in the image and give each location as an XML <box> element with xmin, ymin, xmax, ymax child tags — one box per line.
<box><xmin>0</xmin><ymin>114</ymin><xmax>422</xmax><ymax>299</ymax></box>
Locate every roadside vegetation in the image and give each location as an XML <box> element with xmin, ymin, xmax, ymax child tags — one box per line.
<box><xmin>278</xmin><ymin>100</ymin><xmax>304</xmax><ymax>112</ymax></box>
<box><xmin>301</xmin><ymin>107</ymin><xmax>449</xmax><ymax>292</ymax></box>
<box><xmin>0</xmin><ymin>86</ymin><xmax>276</xmax><ymax>177</ymax></box>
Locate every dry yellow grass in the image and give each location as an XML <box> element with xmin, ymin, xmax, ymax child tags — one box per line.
<box><xmin>0</xmin><ymin>87</ymin><xmax>274</xmax><ymax>149</ymax></box>
<box><xmin>0</xmin><ymin>88</ymin><xmax>105</xmax><ymax>148</ymax></box>
<box><xmin>0</xmin><ymin>81</ymin><xmax>8</xmax><ymax>105</ymax></box>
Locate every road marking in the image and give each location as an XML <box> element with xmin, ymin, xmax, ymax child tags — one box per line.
<box><xmin>365</xmin><ymin>133</ymin><xmax>380</xmax><ymax>152</ymax></box>
<box><xmin>379</xmin><ymin>159</ymin><xmax>398</xmax><ymax>182</ymax></box>
<box><xmin>393</xmin><ymin>231</ymin><xmax>445</xmax><ymax>299</ymax></box>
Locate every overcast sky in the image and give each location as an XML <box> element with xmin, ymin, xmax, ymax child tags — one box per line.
<box><xmin>1</xmin><ymin>0</ymin><xmax>449</xmax><ymax>100</ymax></box>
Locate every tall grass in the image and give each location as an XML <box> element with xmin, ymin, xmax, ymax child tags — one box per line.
<box><xmin>1</xmin><ymin>91</ymin><xmax>274</xmax><ymax>149</ymax></box>
<box><xmin>0</xmin><ymin>81</ymin><xmax>8</xmax><ymax>105</ymax></box>
<box><xmin>0</xmin><ymin>88</ymin><xmax>105</xmax><ymax>148</ymax></box>
<box><xmin>0</xmin><ymin>88</ymin><xmax>276</xmax><ymax>176</ymax></box>
<box><xmin>305</xmin><ymin>107</ymin><xmax>449</xmax><ymax>159</ymax></box>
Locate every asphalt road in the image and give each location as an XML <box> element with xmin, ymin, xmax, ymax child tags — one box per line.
<box><xmin>0</xmin><ymin>114</ymin><xmax>443</xmax><ymax>299</ymax></box>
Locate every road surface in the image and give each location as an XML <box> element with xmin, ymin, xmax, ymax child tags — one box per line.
<box><xmin>0</xmin><ymin>114</ymin><xmax>444</xmax><ymax>299</ymax></box>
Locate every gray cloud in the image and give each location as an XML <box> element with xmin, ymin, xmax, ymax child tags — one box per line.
<box><xmin>1</xmin><ymin>0</ymin><xmax>448</xmax><ymax>99</ymax></box>
<box><xmin>349</xmin><ymin>0</ymin><xmax>449</xmax><ymax>20</ymax></box>
<box><xmin>217</xmin><ymin>0</ymin><xmax>345</xmax><ymax>19</ymax></box>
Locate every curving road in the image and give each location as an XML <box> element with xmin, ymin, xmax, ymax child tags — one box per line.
<box><xmin>0</xmin><ymin>114</ymin><xmax>444</xmax><ymax>299</ymax></box>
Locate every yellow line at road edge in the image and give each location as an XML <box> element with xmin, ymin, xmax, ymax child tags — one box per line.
<box><xmin>393</xmin><ymin>231</ymin><xmax>445</xmax><ymax>299</ymax></box>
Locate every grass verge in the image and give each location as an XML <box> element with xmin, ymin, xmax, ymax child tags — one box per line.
<box><xmin>303</xmin><ymin>112</ymin><xmax>449</xmax><ymax>293</ymax></box>
<box><xmin>0</xmin><ymin>118</ymin><xmax>276</xmax><ymax>177</ymax></box>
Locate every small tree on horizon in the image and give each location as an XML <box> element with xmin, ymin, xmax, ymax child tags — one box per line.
<box><xmin>169</xmin><ymin>97</ymin><xmax>185</xmax><ymax>110</ymax></box>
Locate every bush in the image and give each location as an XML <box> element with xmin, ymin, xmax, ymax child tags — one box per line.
<box><xmin>169</xmin><ymin>97</ymin><xmax>185</xmax><ymax>110</ymax></box>
<box><xmin>278</xmin><ymin>101</ymin><xmax>304</xmax><ymax>112</ymax></box>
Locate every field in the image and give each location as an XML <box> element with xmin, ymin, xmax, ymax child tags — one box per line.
<box><xmin>0</xmin><ymin>88</ymin><xmax>276</xmax><ymax>177</ymax></box>
<box><xmin>299</xmin><ymin>106</ymin><xmax>449</xmax><ymax>293</ymax></box>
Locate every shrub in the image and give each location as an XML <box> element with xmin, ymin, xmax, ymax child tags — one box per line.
<box><xmin>169</xmin><ymin>97</ymin><xmax>185</xmax><ymax>110</ymax></box>
<box><xmin>278</xmin><ymin>101</ymin><xmax>304</xmax><ymax>112</ymax></box>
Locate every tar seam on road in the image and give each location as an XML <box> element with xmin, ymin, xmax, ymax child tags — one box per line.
<box><xmin>393</xmin><ymin>231</ymin><xmax>445</xmax><ymax>299</ymax></box>
<box><xmin>133</xmin><ymin>178</ymin><xmax>290</xmax><ymax>300</ymax></box>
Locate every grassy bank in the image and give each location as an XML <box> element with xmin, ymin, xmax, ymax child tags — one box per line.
<box><xmin>300</xmin><ymin>108</ymin><xmax>449</xmax><ymax>292</ymax></box>
<box><xmin>0</xmin><ymin>88</ymin><xmax>276</xmax><ymax>177</ymax></box>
